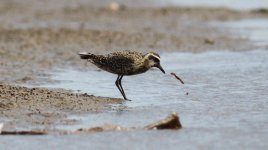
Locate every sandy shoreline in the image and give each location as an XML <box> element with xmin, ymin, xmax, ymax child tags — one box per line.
<box><xmin>0</xmin><ymin>84</ymin><xmax>124</xmax><ymax>132</ymax></box>
<box><xmin>1</xmin><ymin>0</ymin><xmax>268</xmax><ymax>132</ymax></box>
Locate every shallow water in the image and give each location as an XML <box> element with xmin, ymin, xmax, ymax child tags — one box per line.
<box><xmin>164</xmin><ymin>0</ymin><xmax>268</xmax><ymax>10</ymax></box>
<box><xmin>2</xmin><ymin>50</ymin><xmax>268</xmax><ymax>150</ymax></box>
<box><xmin>210</xmin><ymin>19</ymin><xmax>268</xmax><ymax>46</ymax></box>
<box><xmin>39</xmin><ymin>50</ymin><xmax>268</xmax><ymax>130</ymax></box>
<box><xmin>1</xmin><ymin>129</ymin><xmax>268</xmax><ymax>150</ymax></box>
<box><xmin>2</xmin><ymin>18</ymin><xmax>268</xmax><ymax>149</ymax></box>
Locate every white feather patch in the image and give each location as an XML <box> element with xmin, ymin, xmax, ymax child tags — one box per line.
<box><xmin>151</xmin><ymin>54</ymin><xmax>160</xmax><ymax>60</ymax></box>
<box><xmin>78</xmin><ymin>52</ymin><xmax>89</xmax><ymax>55</ymax></box>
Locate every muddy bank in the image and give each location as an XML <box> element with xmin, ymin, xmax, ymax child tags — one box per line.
<box><xmin>0</xmin><ymin>27</ymin><xmax>253</xmax><ymax>83</ymax></box>
<box><xmin>1</xmin><ymin>0</ymin><xmax>267</xmax><ymax>84</ymax></box>
<box><xmin>0</xmin><ymin>84</ymin><xmax>123</xmax><ymax>131</ymax></box>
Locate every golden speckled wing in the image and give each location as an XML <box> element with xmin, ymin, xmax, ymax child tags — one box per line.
<box><xmin>90</xmin><ymin>51</ymin><xmax>144</xmax><ymax>75</ymax></box>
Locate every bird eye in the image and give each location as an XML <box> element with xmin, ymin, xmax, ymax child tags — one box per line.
<box><xmin>148</xmin><ymin>55</ymin><xmax>154</xmax><ymax>60</ymax></box>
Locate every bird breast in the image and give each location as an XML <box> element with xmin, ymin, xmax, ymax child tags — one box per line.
<box><xmin>126</xmin><ymin>59</ymin><xmax>150</xmax><ymax>75</ymax></box>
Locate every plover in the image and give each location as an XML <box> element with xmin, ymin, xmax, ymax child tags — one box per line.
<box><xmin>78</xmin><ymin>50</ymin><xmax>165</xmax><ymax>100</ymax></box>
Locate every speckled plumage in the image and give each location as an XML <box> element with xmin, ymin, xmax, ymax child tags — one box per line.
<box><xmin>92</xmin><ymin>51</ymin><xmax>145</xmax><ymax>75</ymax></box>
<box><xmin>78</xmin><ymin>50</ymin><xmax>165</xmax><ymax>100</ymax></box>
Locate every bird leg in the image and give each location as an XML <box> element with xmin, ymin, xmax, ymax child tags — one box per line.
<box><xmin>115</xmin><ymin>75</ymin><xmax>127</xmax><ymax>100</ymax></box>
<box><xmin>115</xmin><ymin>75</ymin><xmax>122</xmax><ymax>95</ymax></box>
<box><xmin>118</xmin><ymin>75</ymin><xmax>128</xmax><ymax>100</ymax></box>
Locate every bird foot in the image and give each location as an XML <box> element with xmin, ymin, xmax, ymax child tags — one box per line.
<box><xmin>124</xmin><ymin>98</ymin><xmax>131</xmax><ymax>101</ymax></box>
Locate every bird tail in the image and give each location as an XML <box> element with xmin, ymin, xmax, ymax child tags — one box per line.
<box><xmin>78</xmin><ymin>52</ymin><xmax>95</xmax><ymax>59</ymax></box>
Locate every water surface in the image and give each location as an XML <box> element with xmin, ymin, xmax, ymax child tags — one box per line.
<box><xmin>33</xmin><ymin>50</ymin><xmax>268</xmax><ymax>131</ymax></box>
<box><xmin>211</xmin><ymin>19</ymin><xmax>268</xmax><ymax>46</ymax></box>
<box><xmin>164</xmin><ymin>0</ymin><xmax>268</xmax><ymax>10</ymax></box>
<box><xmin>2</xmin><ymin>50</ymin><xmax>268</xmax><ymax>150</ymax></box>
<box><xmin>2</xmin><ymin>18</ymin><xmax>268</xmax><ymax>150</ymax></box>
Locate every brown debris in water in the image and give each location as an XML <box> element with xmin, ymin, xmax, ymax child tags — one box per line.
<box><xmin>76</xmin><ymin>112</ymin><xmax>182</xmax><ymax>133</ymax></box>
<box><xmin>108</xmin><ymin>2</ymin><xmax>126</xmax><ymax>11</ymax></box>
<box><xmin>204</xmin><ymin>38</ymin><xmax>215</xmax><ymax>45</ymax></box>
<box><xmin>0</xmin><ymin>123</ymin><xmax>47</xmax><ymax>135</ymax></box>
<box><xmin>0</xmin><ymin>124</ymin><xmax>46</xmax><ymax>135</ymax></box>
<box><xmin>251</xmin><ymin>8</ymin><xmax>268</xmax><ymax>14</ymax></box>
<box><xmin>0</xmin><ymin>113</ymin><xmax>182</xmax><ymax>135</ymax></box>
<box><xmin>144</xmin><ymin>112</ymin><xmax>182</xmax><ymax>130</ymax></box>
<box><xmin>1</xmin><ymin>131</ymin><xmax>47</xmax><ymax>135</ymax></box>
<box><xmin>170</xmin><ymin>72</ymin><xmax>185</xmax><ymax>84</ymax></box>
<box><xmin>76</xmin><ymin>124</ymin><xmax>131</xmax><ymax>133</ymax></box>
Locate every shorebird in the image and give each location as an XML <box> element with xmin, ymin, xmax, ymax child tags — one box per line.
<box><xmin>78</xmin><ymin>50</ymin><xmax>165</xmax><ymax>100</ymax></box>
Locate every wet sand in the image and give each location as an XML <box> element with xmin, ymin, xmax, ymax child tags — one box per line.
<box><xmin>0</xmin><ymin>84</ymin><xmax>123</xmax><ymax>132</ymax></box>
<box><xmin>0</xmin><ymin>0</ymin><xmax>268</xmax><ymax>134</ymax></box>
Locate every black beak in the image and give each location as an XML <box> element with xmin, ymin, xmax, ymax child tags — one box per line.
<box><xmin>156</xmin><ymin>64</ymin><xmax>165</xmax><ymax>74</ymax></box>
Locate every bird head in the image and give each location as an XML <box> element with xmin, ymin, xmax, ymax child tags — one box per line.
<box><xmin>144</xmin><ymin>52</ymin><xmax>165</xmax><ymax>74</ymax></box>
